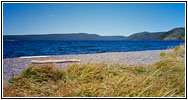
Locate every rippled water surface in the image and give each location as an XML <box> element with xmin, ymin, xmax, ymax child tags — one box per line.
<box><xmin>3</xmin><ymin>40</ymin><xmax>185</xmax><ymax>58</ymax></box>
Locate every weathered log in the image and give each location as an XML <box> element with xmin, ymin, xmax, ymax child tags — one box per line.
<box><xmin>20</xmin><ymin>56</ymin><xmax>50</xmax><ymax>59</ymax></box>
<box><xmin>31</xmin><ymin>59</ymin><xmax>80</xmax><ymax>64</ymax></box>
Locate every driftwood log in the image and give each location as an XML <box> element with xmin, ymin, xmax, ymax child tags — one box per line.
<box><xmin>20</xmin><ymin>56</ymin><xmax>50</xmax><ymax>59</ymax></box>
<box><xmin>31</xmin><ymin>59</ymin><xmax>81</xmax><ymax>64</ymax></box>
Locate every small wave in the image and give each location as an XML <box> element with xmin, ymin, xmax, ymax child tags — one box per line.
<box><xmin>4</xmin><ymin>40</ymin><xmax>18</xmax><ymax>41</ymax></box>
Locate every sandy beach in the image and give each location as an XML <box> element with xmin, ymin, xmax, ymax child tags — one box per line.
<box><xmin>3</xmin><ymin>49</ymin><xmax>169</xmax><ymax>83</ymax></box>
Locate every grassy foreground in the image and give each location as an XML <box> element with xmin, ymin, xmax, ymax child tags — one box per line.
<box><xmin>3</xmin><ymin>45</ymin><xmax>185</xmax><ymax>97</ymax></box>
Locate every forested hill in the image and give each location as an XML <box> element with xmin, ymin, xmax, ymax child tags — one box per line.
<box><xmin>125</xmin><ymin>27</ymin><xmax>185</xmax><ymax>40</ymax></box>
<box><xmin>157</xmin><ymin>28</ymin><xmax>185</xmax><ymax>40</ymax></box>
<box><xmin>4</xmin><ymin>28</ymin><xmax>185</xmax><ymax>41</ymax></box>
<box><xmin>4</xmin><ymin>33</ymin><xmax>126</xmax><ymax>40</ymax></box>
<box><xmin>125</xmin><ymin>32</ymin><xmax>164</xmax><ymax>40</ymax></box>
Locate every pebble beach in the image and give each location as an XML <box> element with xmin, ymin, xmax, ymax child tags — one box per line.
<box><xmin>3</xmin><ymin>49</ymin><xmax>169</xmax><ymax>83</ymax></box>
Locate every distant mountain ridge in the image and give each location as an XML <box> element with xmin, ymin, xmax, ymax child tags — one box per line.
<box><xmin>125</xmin><ymin>27</ymin><xmax>185</xmax><ymax>40</ymax></box>
<box><xmin>4</xmin><ymin>33</ymin><xmax>126</xmax><ymax>40</ymax></box>
<box><xmin>125</xmin><ymin>32</ymin><xmax>164</xmax><ymax>40</ymax></box>
<box><xmin>4</xmin><ymin>28</ymin><xmax>185</xmax><ymax>41</ymax></box>
<box><xmin>157</xmin><ymin>28</ymin><xmax>185</xmax><ymax>40</ymax></box>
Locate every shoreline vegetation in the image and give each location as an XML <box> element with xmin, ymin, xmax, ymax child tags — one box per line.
<box><xmin>3</xmin><ymin>49</ymin><xmax>168</xmax><ymax>83</ymax></box>
<box><xmin>3</xmin><ymin>45</ymin><xmax>185</xmax><ymax>97</ymax></box>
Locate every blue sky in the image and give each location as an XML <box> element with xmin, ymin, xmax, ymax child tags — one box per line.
<box><xmin>3</xmin><ymin>3</ymin><xmax>185</xmax><ymax>36</ymax></box>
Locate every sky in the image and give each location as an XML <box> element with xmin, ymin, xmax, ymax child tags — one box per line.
<box><xmin>3</xmin><ymin>3</ymin><xmax>185</xmax><ymax>36</ymax></box>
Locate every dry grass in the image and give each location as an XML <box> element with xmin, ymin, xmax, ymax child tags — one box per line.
<box><xmin>160</xmin><ymin>45</ymin><xmax>185</xmax><ymax>59</ymax></box>
<box><xmin>3</xmin><ymin>45</ymin><xmax>185</xmax><ymax>97</ymax></box>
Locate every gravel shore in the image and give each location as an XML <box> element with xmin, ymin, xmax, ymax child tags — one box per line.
<box><xmin>3</xmin><ymin>50</ymin><xmax>169</xmax><ymax>83</ymax></box>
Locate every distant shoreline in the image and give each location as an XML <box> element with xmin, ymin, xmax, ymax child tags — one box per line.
<box><xmin>3</xmin><ymin>27</ymin><xmax>185</xmax><ymax>41</ymax></box>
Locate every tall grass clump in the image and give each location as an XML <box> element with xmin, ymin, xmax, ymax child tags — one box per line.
<box><xmin>4</xmin><ymin>64</ymin><xmax>66</xmax><ymax>97</ymax></box>
<box><xmin>3</xmin><ymin>45</ymin><xmax>185</xmax><ymax>97</ymax></box>
<box><xmin>160</xmin><ymin>45</ymin><xmax>185</xmax><ymax>59</ymax></box>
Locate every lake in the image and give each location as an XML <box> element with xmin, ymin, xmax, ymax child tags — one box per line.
<box><xmin>3</xmin><ymin>40</ymin><xmax>185</xmax><ymax>58</ymax></box>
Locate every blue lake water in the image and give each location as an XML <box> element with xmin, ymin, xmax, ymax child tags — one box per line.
<box><xmin>3</xmin><ymin>40</ymin><xmax>185</xmax><ymax>58</ymax></box>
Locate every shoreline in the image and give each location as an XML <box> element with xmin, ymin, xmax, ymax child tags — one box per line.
<box><xmin>3</xmin><ymin>49</ymin><xmax>170</xmax><ymax>83</ymax></box>
<box><xmin>3</xmin><ymin>49</ymin><xmax>172</xmax><ymax>59</ymax></box>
